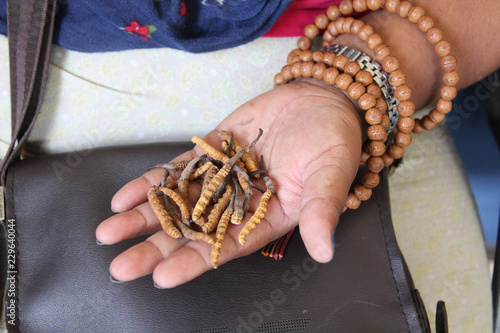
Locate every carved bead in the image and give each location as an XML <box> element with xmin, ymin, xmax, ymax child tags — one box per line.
<box><xmin>381</xmin><ymin>153</ymin><xmax>394</xmax><ymax>167</ymax></box>
<box><xmin>440</xmin><ymin>86</ymin><xmax>457</xmax><ymax>101</ymax></box>
<box><xmin>312</xmin><ymin>62</ymin><xmax>327</xmax><ymax>80</ymax></box>
<box><xmin>375</xmin><ymin>97</ymin><xmax>388</xmax><ymax>113</ymax></box>
<box><xmin>408</xmin><ymin>6</ymin><xmax>425</xmax><ymax>23</ymax></box>
<box><xmin>335</xmin><ymin>73</ymin><xmax>354</xmax><ymax>91</ymax></box>
<box><xmin>367</xmin><ymin>125</ymin><xmax>387</xmax><ymax>141</ymax></box>
<box><xmin>305</xmin><ymin>24</ymin><xmax>320</xmax><ymax>39</ymax></box>
<box><xmin>297</xmin><ymin>37</ymin><xmax>312</xmax><ymax>50</ymax></box>
<box><xmin>395</xmin><ymin>132</ymin><xmax>412</xmax><ymax>147</ymax></box>
<box><xmin>323</xmin><ymin>52</ymin><xmax>336</xmax><ymax>66</ymax></box>
<box><xmin>394</xmin><ymin>84</ymin><xmax>412</xmax><ymax>101</ymax></box>
<box><xmin>429</xmin><ymin>108</ymin><xmax>445</xmax><ymax>124</ymax></box>
<box><xmin>333</xmin><ymin>54</ymin><xmax>349</xmax><ymax>70</ymax></box>
<box><xmin>426</xmin><ymin>28</ymin><xmax>442</xmax><ymax>44</ymax></box>
<box><xmin>382</xmin><ymin>55</ymin><xmax>399</xmax><ymax>73</ymax></box>
<box><xmin>436</xmin><ymin>98</ymin><xmax>452</xmax><ymax>114</ymax></box>
<box><xmin>441</xmin><ymin>55</ymin><xmax>457</xmax><ymax>72</ymax></box>
<box><xmin>350</xmin><ymin>20</ymin><xmax>365</xmax><ymax>35</ymax></box>
<box><xmin>398</xmin><ymin>1</ymin><xmax>412</xmax><ymax>17</ymax></box>
<box><xmin>323</xmin><ymin>30</ymin><xmax>335</xmax><ymax>43</ymax></box>
<box><xmin>367</xmin><ymin>33</ymin><xmax>383</xmax><ymax>49</ymax></box>
<box><xmin>412</xmin><ymin>118</ymin><xmax>425</xmax><ymax>134</ymax></box>
<box><xmin>381</xmin><ymin>114</ymin><xmax>391</xmax><ymax>129</ymax></box>
<box><xmin>388</xmin><ymin>144</ymin><xmax>404</xmax><ymax>159</ymax></box>
<box><xmin>348</xmin><ymin>81</ymin><xmax>366</xmax><ymax>99</ymax></box>
<box><xmin>397</xmin><ymin>116</ymin><xmax>415</xmax><ymax>133</ymax></box>
<box><xmin>365</xmin><ymin>108</ymin><xmax>383</xmax><ymax>125</ymax></box>
<box><xmin>365</xmin><ymin>141</ymin><xmax>386</xmax><ymax>157</ymax></box>
<box><xmin>323</xmin><ymin>67</ymin><xmax>340</xmax><ymax>85</ymax></box>
<box><xmin>328</xmin><ymin>21</ymin><xmax>340</xmax><ymax>37</ymax></box>
<box><xmin>291</xmin><ymin>62</ymin><xmax>302</xmax><ymax>79</ymax></box>
<box><xmin>384</xmin><ymin>0</ymin><xmax>399</xmax><ymax>13</ymax></box>
<box><xmin>300</xmin><ymin>50</ymin><xmax>313</xmax><ymax>62</ymax></box>
<box><xmin>367</xmin><ymin>0</ymin><xmax>381</xmax><ymax>10</ymax></box>
<box><xmin>287</xmin><ymin>49</ymin><xmax>302</xmax><ymax>65</ymax></box>
<box><xmin>374</xmin><ymin>44</ymin><xmax>391</xmax><ymax>61</ymax></box>
<box><xmin>366</xmin><ymin>84</ymin><xmax>382</xmax><ymax>99</ymax></box>
<box><xmin>343</xmin><ymin>17</ymin><xmax>356</xmax><ymax>33</ymax></box>
<box><xmin>443</xmin><ymin>71</ymin><xmax>460</xmax><ymax>86</ymax></box>
<box><xmin>435</xmin><ymin>40</ymin><xmax>451</xmax><ymax>57</ymax></box>
<box><xmin>389</xmin><ymin>69</ymin><xmax>407</xmax><ymax>86</ymax></box>
<box><xmin>355</xmin><ymin>70</ymin><xmax>373</xmax><ymax>86</ymax></box>
<box><xmin>301</xmin><ymin>61</ymin><xmax>314</xmax><ymax>78</ymax></box>
<box><xmin>397</xmin><ymin>101</ymin><xmax>415</xmax><ymax>116</ymax></box>
<box><xmin>274</xmin><ymin>73</ymin><xmax>285</xmax><ymax>86</ymax></box>
<box><xmin>417</xmin><ymin>16</ymin><xmax>434</xmax><ymax>33</ymax></box>
<box><xmin>353</xmin><ymin>0</ymin><xmax>368</xmax><ymax>12</ymax></box>
<box><xmin>421</xmin><ymin>115</ymin><xmax>437</xmax><ymax>130</ymax></box>
<box><xmin>327</xmin><ymin>5</ymin><xmax>341</xmax><ymax>20</ymax></box>
<box><xmin>359</xmin><ymin>25</ymin><xmax>375</xmax><ymax>41</ymax></box>
<box><xmin>315</xmin><ymin>13</ymin><xmax>330</xmax><ymax>30</ymax></box>
<box><xmin>361</xmin><ymin>171</ymin><xmax>380</xmax><ymax>188</ymax></box>
<box><xmin>339</xmin><ymin>0</ymin><xmax>354</xmax><ymax>15</ymax></box>
<box><xmin>281</xmin><ymin>65</ymin><xmax>293</xmax><ymax>82</ymax></box>
<box><xmin>354</xmin><ymin>184</ymin><xmax>373</xmax><ymax>201</ymax></box>
<box><xmin>367</xmin><ymin>156</ymin><xmax>385</xmax><ymax>173</ymax></box>
<box><xmin>344</xmin><ymin>61</ymin><xmax>362</xmax><ymax>76</ymax></box>
<box><xmin>358</xmin><ymin>93</ymin><xmax>377</xmax><ymax>110</ymax></box>
<box><xmin>312</xmin><ymin>51</ymin><xmax>324</xmax><ymax>63</ymax></box>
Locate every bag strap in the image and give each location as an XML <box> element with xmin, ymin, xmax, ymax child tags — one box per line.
<box><xmin>0</xmin><ymin>0</ymin><xmax>57</xmax><ymax>187</ymax></box>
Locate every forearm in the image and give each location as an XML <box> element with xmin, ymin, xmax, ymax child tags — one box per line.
<box><xmin>331</xmin><ymin>0</ymin><xmax>500</xmax><ymax>109</ymax></box>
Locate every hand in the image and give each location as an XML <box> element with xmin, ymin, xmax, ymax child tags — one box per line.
<box><xmin>96</xmin><ymin>78</ymin><xmax>362</xmax><ymax>288</ymax></box>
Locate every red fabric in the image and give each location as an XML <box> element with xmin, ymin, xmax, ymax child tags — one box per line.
<box><xmin>264</xmin><ymin>0</ymin><xmax>342</xmax><ymax>37</ymax></box>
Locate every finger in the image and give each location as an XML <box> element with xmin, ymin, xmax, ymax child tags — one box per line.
<box><xmin>110</xmin><ymin>150</ymin><xmax>198</xmax><ymax>213</ymax></box>
<box><xmin>109</xmin><ymin>231</ymin><xmax>189</xmax><ymax>282</ymax></box>
<box><xmin>96</xmin><ymin>201</ymin><xmax>162</xmax><ymax>245</ymax></box>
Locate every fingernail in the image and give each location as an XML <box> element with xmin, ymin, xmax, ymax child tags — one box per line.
<box><xmin>110</xmin><ymin>275</ymin><xmax>124</xmax><ymax>284</ymax></box>
<box><xmin>96</xmin><ymin>239</ymin><xmax>104</xmax><ymax>246</ymax></box>
<box><xmin>154</xmin><ymin>282</ymin><xmax>166</xmax><ymax>290</ymax></box>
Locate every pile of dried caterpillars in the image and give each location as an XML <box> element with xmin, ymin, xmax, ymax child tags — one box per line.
<box><xmin>147</xmin><ymin>129</ymin><xmax>275</xmax><ymax>269</ymax></box>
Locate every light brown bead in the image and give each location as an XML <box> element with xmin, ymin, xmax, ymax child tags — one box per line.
<box><xmin>429</xmin><ymin>108</ymin><xmax>445</xmax><ymax>124</ymax></box>
<box><xmin>436</xmin><ymin>98</ymin><xmax>452</xmax><ymax>114</ymax></box>
<box><xmin>343</xmin><ymin>17</ymin><xmax>356</xmax><ymax>33</ymax></box>
<box><xmin>291</xmin><ymin>62</ymin><xmax>302</xmax><ymax>79</ymax></box>
<box><xmin>364</xmin><ymin>141</ymin><xmax>386</xmax><ymax>158</ymax></box>
<box><xmin>380</xmin><ymin>114</ymin><xmax>391</xmax><ymax>129</ymax></box>
<box><xmin>384</xmin><ymin>0</ymin><xmax>399</xmax><ymax>13</ymax></box>
<box><xmin>389</xmin><ymin>69</ymin><xmax>407</xmax><ymax>86</ymax></box>
<box><xmin>374</xmin><ymin>44</ymin><xmax>391</xmax><ymax>61</ymax></box>
<box><xmin>367</xmin><ymin>125</ymin><xmax>388</xmax><ymax>141</ymax></box>
<box><xmin>353</xmin><ymin>0</ymin><xmax>368</xmax><ymax>12</ymax></box>
<box><xmin>355</xmin><ymin>70</ymin><xmax>373</xmax><ymax>86</ymax></box>
<box><xmin>333</xmin><ymin>54</ymin><xmax>349</xmax><ymax>70</ymax></box>
<box><xmin>360</xmin><ymin>151</ymin><xmax>370</xmax><ymax>164</ymax></box>
<box><xmin>281</xmin><ymin>65</ymin><xmax>293</xmax><ymax>82</ymax></box>
<box><xmin>323</xmin><ymin>30</ymin><xmax>335</xmax><ymax>43</ymax></box>
<box><xmin>290</xmin><ymin>55</ymin><xmax>301</xmax><ymax>64</ymax></box>
<box><xmin>297</xmin><ymin>36</ymin><xmax>312</xmax><ymax>50</ymax></box>
<box><xmin>367</xmin><ymin>33</ymin><xmax>383</xmax><ymax>49</ymax></box>
<box><xmin>301</xmin><ymin>61</ymin><xmax>314</xmax><ymax>78</ymax></box>
<box><xmin>348</xmin><ymin>81</ymin><xmax>366</xmax><ymax>99</ymax></box>
<box><xmin>323</xmin><ymin>52</ymin><xmax>336</xmax><ymax>66</ymax></box>
<box><xmin>366</xmin><ymin>84</ymin><xmax>382</xmax><ymax>99</ymax></box>
<box><xmin>408</xmin><ymin>6</ymin><xmax>425</xmax><ymax>23</ymax></box>
<box><xmin>312</xmin><ymin>51</ymin><xmax>324</xmax><ymax>63</ymax></box>
<box><xmin>346</xmin><ymin>193</ymin><xmax>361</xmax><ymax>209</ymax></box>
<box><xmin>305</xmin><ymin>24</ymin><xmax>320</xmax><ymax>39</ymax></box>
<box><xmin>397</xmin><ymin>116</ymin><xmax>415</xmax><ymax>133</ymax></box>
<box><xmin>274</xmin><ymin>73</ymin><xmax>285</xmax><ymax>86</ymax></box>
<box><xmin>417</xmin><ymin>16</ymin><xmax>434</xmax><ymax>33</ymax></box>
<box><xmin>375</xmin><ymin>97</ymin><xmax>388</xmax><ymax>113</ymax></box>
<box><xmin>398</xmin><ymin>0</ymin><xmax>412</xmax><ymax>17</ymax></box>
<box><xmin>361</xmin><ymin>172</ymin><xmax>380</xmax><ymax>189</ymax></box>
<box><xmin>388</xmin><ymin>144</ymin><xmax>404</xmax><ymax>159</ymax></box>
<box><xmin>365</xmin><ymin>108</ymin><xmax>383</xmax><ymax>125</ymax></box>
<box><xmin>440</xmin><ymin>86</ymin><xmax>457</xmax><ymax>101</ymax></box>
<box><xmin>350</xmin><ymin>19</ymin><xmax>365</xmax><ymax>35</ymax></box>
<box><xmin>354</xmin><ymin>184</ymin><xmax>373</xmax><ymax>201</ymax></box>
<box><xmin>382</xmin><ymin>55</ymin><xmax>399</xmax><ymax>73</ymax></box>
<box><xmin>412</xmin><ymin>118</ymin><xmax>425</xmax><ymax>134</ymax></box>
<box><xmin>339</xmin><ymin>0</ymin><xmax>354</xmax><ymax>15</ymax></box>
<box><xmin>358</xmin><ymin>93</ymin><xmax>377</xmax><ymax>110</ymax></box>
<box><xmin>312</xmin><ymin>62</ymin><xmax>327</xmax><ymax>80</ymax></box>
<box><xmin>421</xmin><ymin>115</ymin><xmax>437</xmax><ymax>130</ymax></box>
<box><xmin>327</xmin><ymin>21</ymin><xmax>340</xmax><ymax>37</ymax></box>
<box><xmin>395</xmin><ymin>132</ymin><xmax>412</xmax><ymax>147</ymax></box>
<box><xmin>435</xmin><ymin>40</ymin><xmax>451</xmax><ymax>57</ymax></box>
<box><xmin>287</xmin><ymin>49</ymin><xmax>302</xmax><ymax>65</ymax></box>
<box><xmin>381</xmin><ymin>153</ymin><xmax>394</xmax><ymax>167</ymax></box>
<box><xmin>394</xmin><ymin>84</ymin><xmax>412</xmax><ymax>101</ymax></box>
<box><xmin>427</xmin><ymin>27</ymin><xmax>443</xmax><ymax>44</ymax></box>
<box><xmin>443</xmin><ymin>71</ymin><xmax>460</xmax><ymax>86</ymax></box>
<box><xmin>379</xmin><ymin>0</ymin><xmax>386</xmax><ymax>7</ymax></box>
<box><xmin>300</xmin><ymin>50</ymin><xmax>313</xmax><ymax>62</ymax></box>
<box><xmin>397</xmin><ymin>101</ymin><xmax>416</xmax><ymax>116</ymax></box>
<box><xmin>315</xmin><ymin>13</ymin><xmax>330</xmax><ymax>30</ymax></box>
<box><xmin>345</xmin><ymin>61</ymin><xmax>362</xmax><ymax>76</ymax></box>
<box><xmin>327</xmin><ymin>5</ymin><xmax>341</xmax><ymax>20</ymax></box>
<box><xmin>335</xmin><ymin>17</ymin><xmax>346</xmax><ymax>34</ymax></box>
<box><xmin>335</xmin><ymin>73</ymin><xmax>354</xmax><ymax>91</ymax></box>
<box><xmin>441</xmin><ymin>55</ymin><xmax>457</xmax><ymax>72</ymax></box>
<box><xmin>323</xmin><ymin>67</ymin><xmax>340</xmax><ymax>85</ymax></box>
<box><xmin>367</xmin><ymin>0</ymin><xmax>381</xmax><ymax>10</ymax></box>
<box><xmin>359</xmin><ymin>25</ymin><xmax>375</xmax><ymax>41</ymax></box>
<box><xmin>367</xmin><ymin>156</ymin><xmax>385</xmax><ymax>173</ymax></box>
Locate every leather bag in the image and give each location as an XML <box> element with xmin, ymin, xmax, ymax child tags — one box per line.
<box><xmin>0</xmin><ymin>0</ymin><xmax>440</xmax><ymax>332</ymax></box>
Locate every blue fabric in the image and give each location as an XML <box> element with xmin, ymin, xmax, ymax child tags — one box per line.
<box><xmin>0</xmin><ymin>0</ymin><xmax>292</xmax><ymax>53</ymax></box>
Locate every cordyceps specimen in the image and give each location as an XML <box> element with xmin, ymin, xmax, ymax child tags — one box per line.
<box><xmin>147</xmin><ymin>128</ymin><xmax>276</xmax><ymax>269</ymax></box>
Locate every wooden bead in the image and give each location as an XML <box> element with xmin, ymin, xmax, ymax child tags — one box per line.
<box><xmin>367</xmin><ymin>0</ymin><xmax>381</xmax><ymax>10</ymax></box>
<box><xmin>367</xmin><ymin>125</ymin><xmax>387</xmax><ymax>141</ymax></box>
<box><xmin>322</xmin><ymin>41</ymin><xmax>331</xmax><ymax>49</ymax></box>
<box><xmin>287</xmin><ymin>49</ymin><xmax>301</xmax><ymax>65</ymax></box>
<box><xmin>333</xmin><ymin>54</ymin><xmax>350</xmax><ymax>70</ymax></box>
<box><xmin>335</xmin><ymin>73</ymin><xmax>354</xmax><ymax>91</ymax></box>
<box><xmin>394</xmin><ymin>84</ymin><xmax>412</xmax><ymax>101</ymax></box>
<box><xmin>427</xmin><ymin>27</ymin><xmax>443</xmax><ymax>44</ymax></box>
<box><xmin>343</xmin><ymin>17</ymin><xmax>356</xmax><ymax>33</ymax></box>
<box><xmin>323</xmin><ymin>67</ymin><xmax>340</xmax><ymax>85</ymax></box>
<box><xmin>367</xmin><ymin>33</ymin><xmax>383</xmax><ymax>49</ymax></box>
<box><xmin>300</xmin><ymin>50</ymin><xmax>313</xmax><ymax>62</ymax></box>
<box><xmin>290</xmin><ymin>55</ymin><xmax>301</xmax><ymax>64</ymax></box>
<box><xmin>348</xmin><ymin>81</ymin><xmax>366</xmax><ymax>99</ymax></box>
<box><xmin>323</xmin><ymin>52</ymin><xmax>336</xmax><ymax>66</ymax></box>
<box><xmin>354</xmin><ymin>184</ymin><xmax>372</xmax><ymax>201</ymax></box>
<box><xmin>327</xmin><ymin>21</ymin><xmax>340</xmax><ymax>37</ymax></box>
<box><xmin>361</xmin><ymin>172</ymin><xmax>380</xmax><ymax>189</ymax></box>
<box><xmin>366</xmin><ymin>84</ymin><xmax>382</xmax><ymax>99</ymax></box>
<box><xmin>301</xmin><ymin>61</ymin><xmax>314</xmax><ymax>78</ymax></box>
<box><xmin>380</xmin><ymin>114</ymin><xmax>391</xmax><ymax>129</ymax></box>
<box><xmin>355</xmin><ymin>70</ymin><xmax>373</xmax><ymax>86</ymax></box>
<box><xmin>323</xmin><ymin>30</ymin><xmax>335</xmax><ymax>43</ymax></box>
<box><xmin>421</xmin><ymin>115</ymin><xmax>437</xmax><ymax>130</ymax></box>
<box><xmin>297</xmin><ymin>37</ymin><xmax>312</xmax><ymax>50</ymax></box>
<box><xmin>443</xmin><ymin>71</ymin><xmax>460</xmax><ymax>86</ymax></box>
<box><xmin>397</xmin><ymin>101</ymin><xmax>415</xmax><ymax>116</ymax></box>
<box><xmin>359</xmin><ymin>25</ymin><xmax>375</xmax><ymax>41</ymax></box>
<box><xmin>440</xmin><ymin>86</ymin><xmax>457</xmax><ymax>101</ymax></box>
<box><xmin>367</xmin><ymin>156</ymin><xmax>385</xmax><ymax>173</ymax></box>
<box><xmin>365</xmin><ymin>108</ymin><xmax>383</xmax><ymax>125</ymax></box>
<box><xmin>395</xmin><ymin>132</ymin><xmax>412</xmax><ymax>147</ymax></box>
<box><xmin>312</xmin><ymin>62</ymin><xmax>327</xmax><ymax>80</ymax></box>
<box><xmin>436</xmin><ymin>98</ymin><xmax>452</xmax><ymax>114</ymax></box>
<box><xmin>435</xmin><ymin>40</ymin><xmax>451</xmax><ymax>57</ymax></box>
<box><xmin>364</xmin><ymin>141</ymin><xmax>386</xmax><ymax>158</ymax></box>
<box><xmin>379</xmin><ymin>0</ymin><xmax>386</xmax><ymax>7</ymax></box>
<box><xmin>397</xmin><ymin>116</ymin><xmax>415</xmax><ymax>133</ymax></box>
<box><xmin>384</xmin><ymin>0</ymin><xmax>399</xmax><ymax>13</ymax></box>
<box><xmin>398</xmin><ymin>1</ymin><xmax>412</xmax><ymax>17</ymax></box>
<box><xmin>315</xmin><ymin>13</ymin><xmax>330</xmax><ymax>30</ymax></box>
<box><xmin>274</xmin><ymin>73</ymin><xmax>285</xmax><ymax>86</ymax></box>
<box><xmin>291</xmin><ymin>62</ymin><xmax>302</xmax><ymax>79</ymax></box>
<box><xmin>429</xmin><ymin>108</ymin><xmax>445</xmax><ymax>124</ymax></box>
<box><xmin>312</xmin><ymin>51</ymin><xmax>324</xmax><ymax>63</ymax></box>
<box><xmin>346</xmin><ymin>193</ymin><xmax>361</xmax><ymax>209</ymax></box>
<box><xmin>374</xmin><ymin>44</ymin><xmax>391</xmax><ymax>61</ymax></box>
<box><xmin>412</xmin><ymin>118</ymin><xmax>425</xmax><ymax>134</ymax></box>
<box><xmin>381</xmin><ymin>154</ymin><xmax>394</xmax><ymax>167</ymax></box>
<box><xmin>408</xmin><ymin>6</ymin><xmax>425</xmax><ymax>23</ymax></box>
<box><xmin>388</xmin><ymin>144</ymin><xmax>404</xmax><ymax>159</ymax></box>
<box><xmin>440</xmin><ymin>55</ymin><xmax>457</xmax><ymax>72</ymax></box>
<box><xmin>339</xmin><ymin>0</ymin><xmax>354</xmax><ymax>15</ymax></box>
<box><xmin>360</xmin><ymin>151</ymin><xmax>370</xmax><ymax>164</ymax></box>
<box><xmin>334</xmin><ymin>17</ymin><xmax>346</xmax><ymax>34</ymax></box>
<box><xmin>389</xmin><ymin>69</ymin><xmax>407</xmax><ymax>86</ymax></box>
<box><xmin>350</xmin><ymin>20</ymin><xmax>365</xmax><ymax>35</ymax></box>
<box><xmin>305</xmin><ymin>24</ymin><xmax>320</xmax><ymax>39</ymax></box>
<box><xmin>417</xmin><ymin>16</ymin><xmax>434</xmax><ymax>33</ymax></box>
<box><xmin>382</xmin><ymin>55</ymin><xmax>399</xmax><ymax>73</ymax></box>
<box><xmin>375</xmin><ymin>97</ymin><xmax>388</xmax><ymax>113</ymax></box>
<box><xmin>345</xmin><ymin>61</ymin><xmax>362</xmax><ymax>76</ymax></box>
<box><xmin>358</xmin><ymin>93</ymin><xmax>377</xmax><ymax>110</ymax></box>
<box><xmin>353</xmin><ymin>0</ymin><xmax>368</xmax><ymax>12</ymax></box>
<box><xmin>327</xmin><ymin>5</ymin><xmax>341</xmax><ymax>20</ymax></box>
